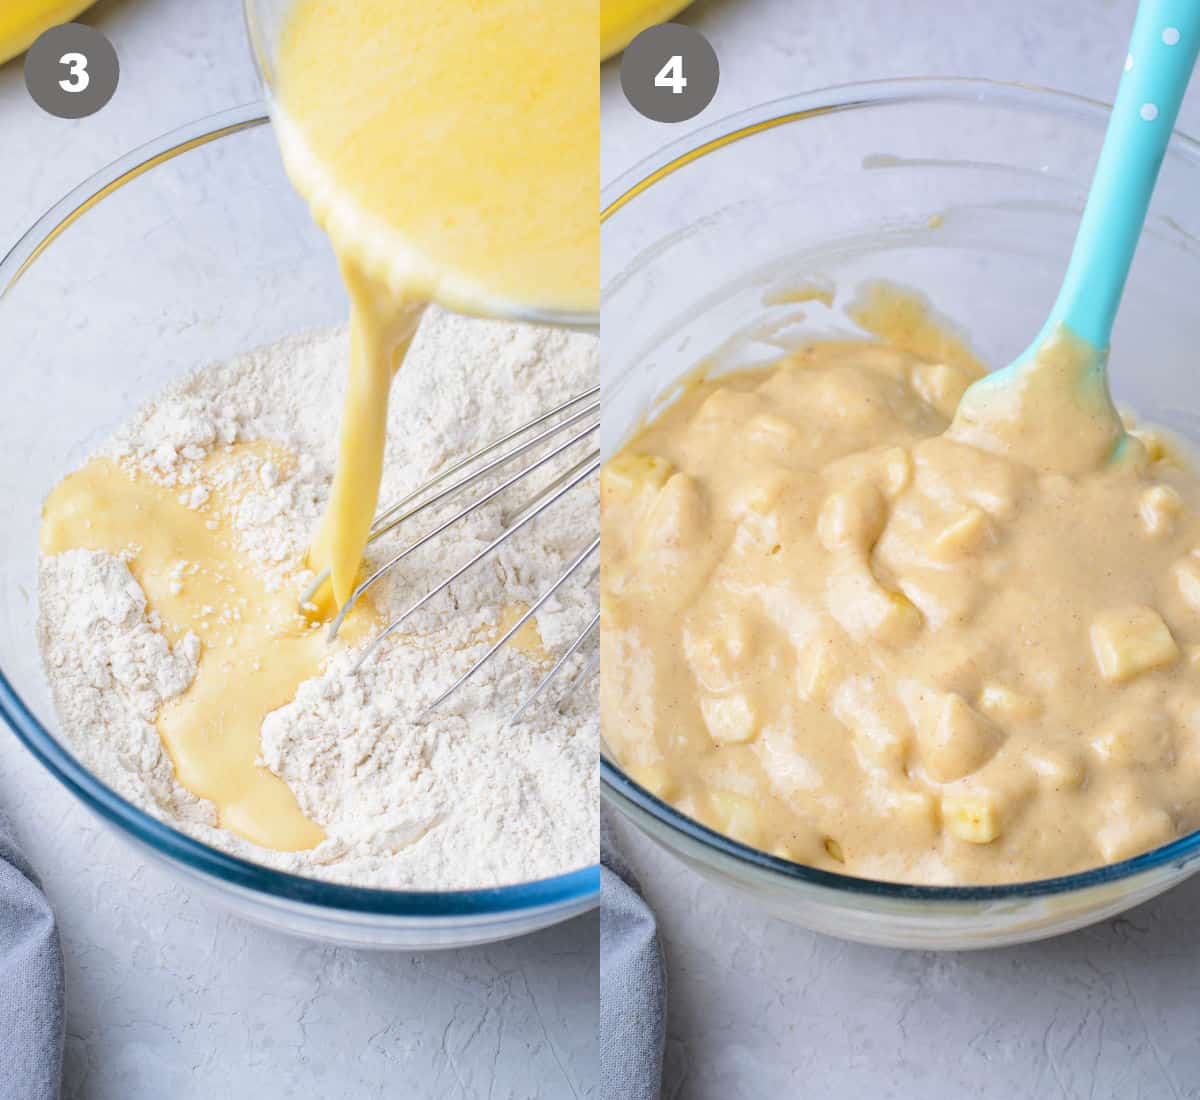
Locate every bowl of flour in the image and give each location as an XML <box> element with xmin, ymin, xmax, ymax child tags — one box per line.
<box><xmin>0</xmin><ymin>106</ymin><xmax>599</xmax><ymax>947</ymax></box>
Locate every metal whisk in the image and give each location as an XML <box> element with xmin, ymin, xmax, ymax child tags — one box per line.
<box><xmin>300</xmin><ymin>388</ymin><xmax>600</xmax><ymax>721</ymax></box>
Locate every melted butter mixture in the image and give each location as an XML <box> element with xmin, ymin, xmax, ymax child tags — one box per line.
<box><xmin>275</xmin><ymin>0</ymin><xmax>599</xmax><ymax>610</ymax></box>
<box><xmin>41</xmin><ymin>444</ymin><xmax>372</xmax><ymax>851</ymax></box>
<box><xmin>603</xmin><ymin>312</ymin><xmax>1200</xmax><ymax>884</ymax></box>
<box><xmin>490</xmin><ymin>604</ymin><xmax>553</xmax><ymax>663</ymax></box>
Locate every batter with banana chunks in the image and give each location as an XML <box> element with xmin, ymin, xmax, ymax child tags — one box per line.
<box><xmin>602</xmin><ymin>321</ymin><xmax>1200</xmax><ymax>884</ymax></box>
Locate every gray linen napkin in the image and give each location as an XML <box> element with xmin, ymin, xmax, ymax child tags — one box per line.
<box><xmin>0</xmin><ymin>808</ymin><xmax>64</xmax><ymax>1100</ymax></box>
<box><xmin>600</xmin><ymin>812</ymin><xmax>666</xmax><ymax>1100</ymax></box>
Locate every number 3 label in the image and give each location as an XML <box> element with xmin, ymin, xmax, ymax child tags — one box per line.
<box><xmin>26</xmin><ymin>24</ymin><xmax>118</xmax><ymax>118</ymax></box>
<box><xmin>58</xmin><ymin>51</ymin><xmax>90</xmax><ymax>93</ymax></box>
<box><xmin>654</xmin><ymin>54</ymin><xmax>687</xmax><ymax>95</ymax></box>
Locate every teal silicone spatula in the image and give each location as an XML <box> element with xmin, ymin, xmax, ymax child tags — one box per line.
<box><xmin>950</xmin><ymin>0</ymin><xmax>1200</xmax><ymax>472</ymax></box>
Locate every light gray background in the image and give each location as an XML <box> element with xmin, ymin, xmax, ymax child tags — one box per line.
<box><xmin>5</xmin><ymin>1</ymin><xmax>1200</xmax><ymax>1098</ymax></box>
<box><xmin>601</xmin><ymin>1</ymin><xmax>1200</xmax><ymax>1099</ymax></box>
<box><xmin>0</xmin><ymin>2</ymin><xmax>597</xmax><ymax>1098</ymax></box>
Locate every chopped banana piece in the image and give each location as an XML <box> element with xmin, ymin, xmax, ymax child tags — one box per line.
<box><xmin>1090</xmin><ymin>711</ymin><xmax>1173</xmax><ymax>767</ymax></box>
<box><xmin>732</xmin><ymin>509</ymin><xmax>784</xmax><ymax>556</ymax></box>
<box><xmin>697</xmin><ymin>387</ymin><xmax>761</xmax><ymax>424</ymax></box>
<box><xmin>1095</xmin><ymin>797</ymin><xmax>1174</xmax><ymax>863</ymax></box>
<box><xmin>942</xmin><ymin>793</ymin><xmax>1001</xmax><ymax>844</ymax></box>
<box><xmin>876</xmin><ymin>590</ymin><xmax>924</xmax><ymax>645</ymax></box>
<box><xmin>879</xmin><ymin>447</ymin><xmax>913</xmax><ymax>500</ymax></box>
<box><xmin>699</xmin><ymin>692</ymin><xmax>760</xmax><ymax>745</ymax></box>
<box><xmin>749</xmin><ymin>413</ymin><xmax>800</xmax><ymax>449</ymax></box>
<box><xmin>1090</xmin><ymin>605</ymin><xmax>1179</xmax><ymax>683</ymax></box>
<box><xmin>1139</xmin><ymin>485</ymin><xmax>1183</xmax><ymax>538</ymax></box>
<box><xmin>1026</xmin><ymin>750</ymin><xmax>1085</xmax><ymax>790</ymax></box>
<box><xmin>828</xmin><ymin>564</ymin><xmax>925</xmax><ymax>646</ymax></box>
<box><xmin>796</xmin><ymin>638</ymin><xmax>838</xmax><ymax>704</ymax></box>
<box><xmin>1128</xmin><ymin>427</ymin><xmax>1167</xmax><ymax>464</ymax></box>
<box><xmin>682</xmin><ymin>613</ymin><xmax>754</xmax><ymax>692</ymax></box>
<box><xmin>825</xmin><ymin>446</ymin><xmax>912</xmax><ymax>501</ymax></box>
<box><xmin>910</xmin><ymin>361</ymin><xmax>971</xmax><ymax>419</ymax></box>
<box><xmin>1173</xmin><ymin>555</ymin><xmax>1200</xmax><ymax>613</ymax></box>
<box><xmin>628</xmin><ymin>764</ymin><xmax>677</xmax><ymax>800</ymax></box>
<box><xmin>637</xmin><ymin>472</ymin><xmax>707</xmax><ymax>554</ymax></box>
<box><xmin>977</xmin><ymin>682</ymin><xmax>1042</xmax><ymax>723</ymax></box>
<box><xmin>931</xmin><ymin>507</ymin><xmax>993</xmax><ymax>560</ymax></box>
<box><xmin>918</xmin><ymin>693</ymin><xmax>1002</xmax><ymax>783</ymax></box>
<box><xmin>817</xmin><ymin>483</ymin><xmax>887</xmax><ymax>552</ymax></box>
<box><xmin>730</xmin><ymin>470</ymin><xmax>788</xmax><ymax>517</ymax></box>
<box><xmin>709</xmin><ymin>791</ymin><xmax>762</xmax><ymax>846</ymax></box>
<box><xmin>600</xmin><ymin>453</ymin><xmax>673</xmax><ymax>505</ymax></box>
<box><xmin>885</xmin><ymin>789</ymin><xmax>938</xmax><ymax>837</ymax></box>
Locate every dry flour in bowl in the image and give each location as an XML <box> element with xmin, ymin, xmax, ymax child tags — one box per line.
<box><xmin>36</xmin><ymin>308</ymin><xmax>598</xmax><ymax>889</ymax></box>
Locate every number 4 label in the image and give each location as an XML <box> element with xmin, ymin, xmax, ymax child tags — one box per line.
<box><xmin>654</xmin><ymin>54</ymin><xmax>687</xmax><ymax>95</ymax></box>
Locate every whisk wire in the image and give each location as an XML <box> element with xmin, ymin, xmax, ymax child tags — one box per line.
<box><xmin>371</xmin><ymin>386</ymin><xmax>598</xmax><ymax>531</ymax></box>
<box><xmin>349</xmin><ymin>457</ymin><xmax>599</xmax><ymax>673</ymax></box>
<box><xmin>301</xmin><ymin>392</ymin><xmax>598</xmax><ymax>606</ymax></box>
<box><xmin>315</xmin><ymin>388</ymin><xmax>601</xmax><ymax>712</ymax></box>
<box><xmin>421</xmin><ymin>536</ymin><xmax>599</xmax><ymax>716</ymax></box>
<box><xmin>508</xmin><ymin>611</ymin><xmax>599</xmax><ymax>725</ymax></box>
<box><xmin>328</xmin><ymin>425</ymin><xmax>598</xmax><ymax>637</ymax></box>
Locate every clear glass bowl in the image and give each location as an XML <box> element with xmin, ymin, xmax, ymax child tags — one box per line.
<box><xmin>0</xmin><ymin>104</ymin><xmax>599</xmax><ymax>949</ymax></box>
<box><xmin>600</xmin><ymin>78</ymin><xmax>1200</xmax><ymax>949</ymax></box>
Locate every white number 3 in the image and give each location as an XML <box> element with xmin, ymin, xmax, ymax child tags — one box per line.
<box><xmin>58</xmin><ymin>52</ymin><xmax>90</xmax><ymax>94</ymax></box>
<box><xmin>654</xmin><ymin>54</ymin><xmax>687</xmax><ymax>95</ymax></box>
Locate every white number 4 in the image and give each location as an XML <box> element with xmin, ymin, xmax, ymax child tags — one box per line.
<box><xmin>654</xmin><ymin>54</ymin><xmax>687</xmax><ymax>95</ymax></box>
<box><xmin>59</xmin><ymin>52</ymin><xmax>90</xmax><ymax>94</ymax></box>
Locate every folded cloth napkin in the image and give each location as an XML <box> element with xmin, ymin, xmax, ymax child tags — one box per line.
<box><xmin>0</xmin><ymin>808</ymin><xmax>64</xmax><ymax>1100</ymax></box>
<box><xmin>600</xmin><ymin>812</ymin><xmax>666</xmax><ymax>1100</ymax></box>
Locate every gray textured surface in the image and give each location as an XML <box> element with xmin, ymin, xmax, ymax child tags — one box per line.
<box><xmin>7</xmin><ymin>0</ymin><xmax>1200</xmax><ymax>1097</ymax></box>
<box><xmin>602</xmin><ymin>1</ymin><xmax>1200</xmax><ymax>1098</ymax></box>
<box><xmin>1</xmin><ymin>2</ymin><xmax>597</xmax><ymax>1098</ymax></box>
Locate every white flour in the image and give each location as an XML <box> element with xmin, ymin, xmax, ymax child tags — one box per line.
<box><xmin>37</xmin><ymin>309</ymin><xmax>598</xmax><ymax>889</ymax></box>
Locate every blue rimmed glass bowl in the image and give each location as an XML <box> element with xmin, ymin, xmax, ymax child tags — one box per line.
<box><xmin>601</xmin><ymin>79</ymin><xmax>1200</xmax><ymax>949</ymax></box>
<box><xmin>0</xmin><ymin>104</ymin><xmax>599</xmax><ymax>949</ymax></box>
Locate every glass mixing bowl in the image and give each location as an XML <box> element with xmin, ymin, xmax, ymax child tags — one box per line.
<box><xmin>601</xmin><ymin>78</ymin><xmax>1200</xmax><ymax>950</ymax></box>
<box><xmin>0</xmin><ymin>103</ymin><xmax>599</xmax><ymax>949</ymax></box>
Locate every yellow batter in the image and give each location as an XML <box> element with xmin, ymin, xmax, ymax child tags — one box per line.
<box><xmin>41</xmin><ymin>445</ymin><xmax>372</xmax><ymax>850</ymax></box>
<box><xmin>275</xmin><ymin>0</ymin><xmax>599</xmax><ymax>609</ymax></box>
<box><xmin>603</xmin><ymin>312</ymin><xmax>1200</xmax><ymax>884</ymax></box>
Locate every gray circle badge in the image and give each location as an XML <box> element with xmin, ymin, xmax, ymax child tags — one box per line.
<box><xmin>25</xmin><ymin>23</ymin><xmax>119</xmax><ymax>119</ymax></box>
<box><xmin>620</xmin><ymin>23</ymin><xmax>718</xmax><ymax>124</ymax></box>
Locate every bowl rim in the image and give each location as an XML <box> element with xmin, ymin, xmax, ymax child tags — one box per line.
<box><xmin>0</xmin><ymin>101</ymin><xmax>599</xmax><ymax>919</ymax></box>
<box><xmin>600</xmin><ymin>76</ymin><xmax>1200</xmax><ymax>904</ymax></box>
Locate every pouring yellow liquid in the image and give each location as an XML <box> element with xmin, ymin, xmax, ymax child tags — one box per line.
<box><xmin>274</xmin><ymin>0</ymin><xmax>599</xmax><ymax>609</ymax></box>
